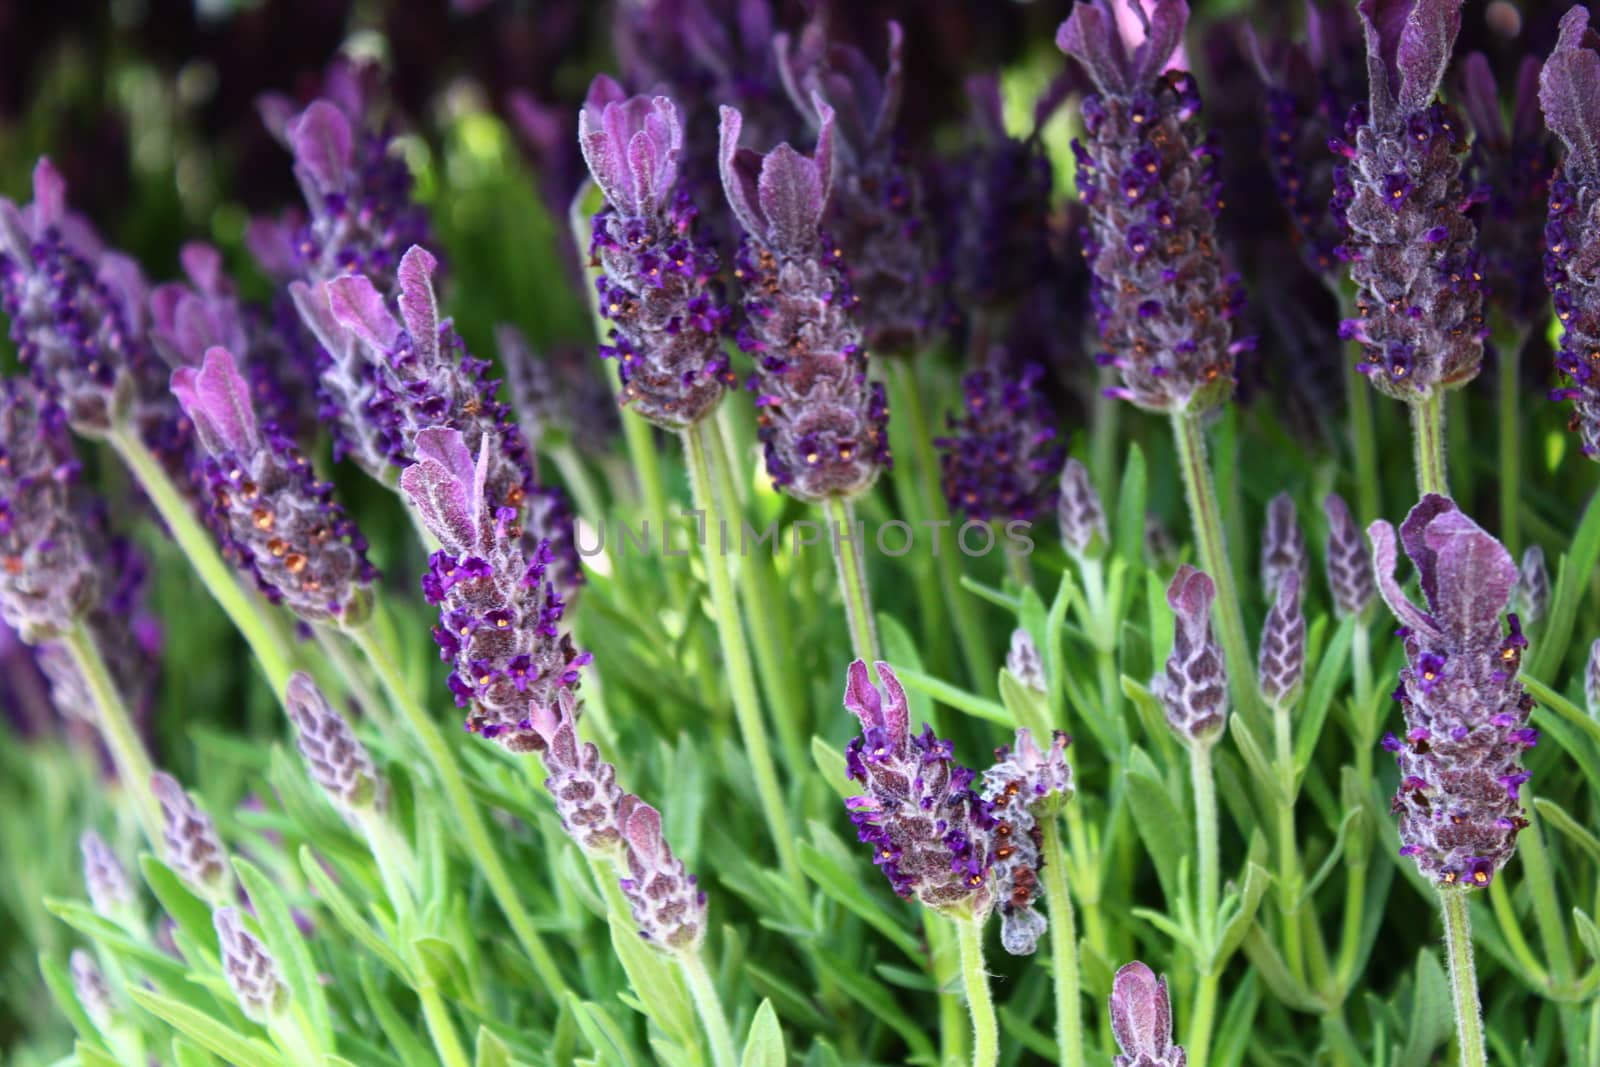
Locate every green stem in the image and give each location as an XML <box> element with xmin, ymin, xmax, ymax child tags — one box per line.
<box><xmin>1190</xmin><ymin>742</ymin><xmax>1220</xmax><ymax>945</ymax></box>
<box><xmin>1439</xmin><ymin>888</ymin><xmax>1487</xmax><ymax>1067</ymax></box>
<box><xmin>1170</xmin><ymin>413</ymin><xmax>1256</xmax><ymax>722</ymax></box>
<box><xmin>1333</xmin><ymin>862</ymin><xmax>1367</xmax><ymax>994</ymax></box>
<box><xmin>1090</xmin><ymin>366</ymin><xmax>1122</xmax><ymax>507</ymax></box>
<box><xmin>678</xmin><ymin>949</ymin><xmax>739</xmax><ymax>1067</ymax></box>
<box><xmin>1518</xmin><ymin>805</ymin><xmax>1576</xmax><ymax>991</ymax></box>
<box><xmin>550</xmin><ymin>443</ymin><xmax>606</xmax><ymax>527</ymax></box>
<box><xmin>1411</xmin><ymin>394</ymin><xmax>1449</xmax><ymax>499</ymax></box>
<box><xmin>1040</xmin><ymin>815</ymin><xmax>1083</xmax><ymax>1067</ymax></box>
<box><xmin>1272</xmin><ymin>699</ymin><xmax>1303</xmax><ymax>980</ymax></box>
<box><xmin>109</xmin><ymin>429</ymin><xmax>293</xmax><ymax>691</ymax></box>
<box><xmin>683</xmin><ymin>424</ymin><xmax>802</xmax><ymax>881</ymax></box>
<box><xmin>1497</xmin><ymin>331</ymin><xmax>1526</xmax><ymax>554</ymax></box>
<box><xmin>63</xmin><ymin>624</ymin><xmax>163</xmax><ymax>847</ymax></box>
<box><xmin>955</xmin><ymin>913</ymin><xmax>999</xmax><ymax>1067</ymax></box>
<box><xmin>346</xmin><ymin>623</ymin><xmax>566</xmax><ymax>995</ymax></box>
<box><xmin>826</xmin><ymin>496</ymin><xmax>880</xmax><ymax>663</ymax></box>
<box><xmin>1185</xmin><ymin>973</ymin><xmax>1220</xmax><ymax>1067</ymax></box>
<box><xmin>927</xmin><ymin>913</ymin><xmax>969</xmax><ymax>1064</ymax></box>
<box><xmin>417</xmin><ymin>983</ymin><xmax>472</xmax><ymax>1067</ymax></box>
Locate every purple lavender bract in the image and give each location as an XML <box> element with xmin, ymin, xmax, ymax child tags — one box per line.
<box><xmin>1323</xmin><ymin>492</ymin><xmax>1376</xmax><ymax>618</ymax></box>
<box><xmin>1058</xmin><ymin>0</ymin><xmax>1246</xmax><ymax>415</ymax></box>
<box><xmin>719</xmin><ymin>103</ymin><xmax>890</xmax><ymax>502</ymax></box>
<box><xmin>980</xmin><ymin>728</ymin><xmax>1072</xmax><ymax>955</ymax></box>
<box><xmin>1331</xmin><ymin>0</ymin><xmax>1484</xmax><ymax>399</ymax></box>
<box><xmin>935</xmin><ymin>363</ymin><xmax>1063</xmax><ymax>524</ymax></box>
<box><xmin>1158</xmin><ymin>564</ymin><xmax>1228</xmax><ymax>744</ymax></box>
<box><xmin>1368</xmin><ymin>495</ymin><xmax>1536</xmax><ymax>887</ymax></box>
<box><xmin>841</xmin><ymin>660</ymin><xmax>994</xmax><ymax>912</ymax></box>
<box><xmin>1109</xmin><ymin>961</ymin><xmax>1187</xmax><ymax>1067</ymax></box>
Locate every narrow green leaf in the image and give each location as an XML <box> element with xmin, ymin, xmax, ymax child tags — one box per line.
<box><xmin>40</xmin><ymin>953</ymin><xmax>99</xmax><ymax>1043</ymax></box>
<box><xmin>997</xmin><ymin>668</ymin><xmax>1046</xmax><ymax>736</ymax></box>
<box><xmin>891</xmin><ymin>665</ymin><xmax>1011</xmax><ymax>725</ymax></box>
<box><xmin>812</xmin><ymin>947</ymin><xmax>936</xmax><ymax>1061</ymax></box>
<box><xmin>127</xmin><ymin>987</ymin><xmax>283</xmax><ymax>1067</ymax></box>
<box><xmin>1124</xmin><ymin>747</ymin><xmax>1190</xmax><ymax>905</ymax></box>
<box><xmin>1533</xmin><ymin>798</ymin><xmax>1600</xmax><ymax>863</ymax></box>
<box><xmin>797</xmin><ymin>839</ymin><xmax>921</xmax><ymax>959</ymax></box>
<box><xmin>356</xmin><ymin>959</ymin><xmax>434</xmax><ymax>1067</ymax></box>
<box><xmin>566</xmin><ymin>994</ymin><xmax>642</xmax><ymax>1067</ymax></box>
<box><xmin>299</xmin><ymin>847</ymin><xmax>412</xmax><ymax>980</ymax></box>
<box><xmin>1228</xmin><ymin>717</ymin><xmax>1280</xmax><ymax>803</ymax></box>
<box><xmin>172</xmin><ymin>1036</ymin><xmax>221</xmax><ymax>1067</ymax></box>
<box><xmin>43</xmin><ymin>898</ymin><xmax>191</xmax><ymax>986</ymax></box>
<box><xmin>1295</xmin><ymin>615</ymin><xmax>1355</xmax><ymax>773</ymax></box>
<box><xmin>739</xmin><ymin>999</ymin><xmax>785</xmax><ymax>1067</ymax></box>
<box><xmin>1399</xmin><ymin>949</ymin><xmax>1451</xmax><ymax>1067</ymax></box>
<box><xmin>607</xmin><ymin>913</ymin><xmax>698</xmax><ymax>1049</ymax></box>
<box><xmin>74</xmin><ymin>1042</ymin><xmax>121</xmax><ymax>1067</ymax></box>
<box><xmin>1525</xmin><ymin>675</ymin><xmax>1600</xmax><ymax>746</ymax></box>
<box><xmin>233</xmin><ymin>857</ymin><xmax>330</xmax><ymax>1046</ymax></box>
<box><xmin>810</xmin><ymin>736</ymin><xmax>854</xmax><ymax>803</ymax></box>
<box><xmin>1573</xmin><ymin>909</ymin><xmax>1600</xmax><ymax>965</ymax></box>
<box><xmin>1209</xmin><ymin>969</ymin><xmax>1261</xmax><ymax>1067</ymax></box>
<box><xmin>877</xmin><ymin>613</ymin><xmax>932</xmax><ymax>726</ymax></box>
<box><xmin>1530</xmin><ymin>490</ymin><xmax>1600</xmax><ymax>680</ymax></box>
<box><xmin>1114</xmin><ymin>443</ymin><xmax>1147</xmax><ymax>566</ymax></box>
<box><xmin>1239</xmin><ymin>926</ymin><xmax>1325</xmax><ymax>1013</ymax></box>
<box><xmin>475</xmin><ymin>1026</ymin><xmax>512</xmax><ymax>1067</ymax></box>
<box><xmin>139</xmin><ymin>855</ymin><xmax>220</xmax><ymax>967</ymax></box>
<box><xmin>1215</xmin><ymin>862</ymin><xmax>1272</xmax><ymax>965</ymax></box>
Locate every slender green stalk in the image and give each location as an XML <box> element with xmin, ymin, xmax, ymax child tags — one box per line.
<box><xmin>927</xmin><ymin>913</ymin><xmax>969</xmax><ymax>1064</ymax></box>
<box><xmin>683</xmin><ymin>424</ymin><xmax>802</xmax><ymax>880</ymax></box>
<box><xmin>1190</xmin><ymin>742</ymin><xmax>1220</xmax><ymax>947</ymax></box>
<box><xmin>345</xmin><ymin>623</ymin><xmax>566</xmax><ymax>994</ymax></box>
<box><xmin>417</xmin><ymin>983</ymin><xmax>472</xmax><ymax>1067</ymax></box>
<box><xmin>1185</xmin><ymin>973</ymin><xmax>1220</xmax><ymax>1067</ymax></box>
<box><xmin>1497</xmin><ymin>330</ymin><xmax>1527</xmax><ymax>554</ymax></box>
<box><xmin>62</xmin><ymin>624</ymin><xmax>163</xmax><ymax>847</ymax></box>
<box><xmin>1518</xmin><ymin>807</ymin><xmax>1576</xmax><ymax>995</ymax></box>
<box><xmin>1271</xmin><ymin>698</ymin><xmax>1303</xmax><ymax>980</ymax></box>
<box><xmin>826</xmin><ymin>496</ymin><xmax>881</xmax><ymax>663</ymax></box>
<box><xmin>1333</xmin><ymin>860</ymin><xmax>1368</xmax><ymax>994</ymax></box>
<box><xmin>1039</xmin><ymin>815</ymin><xmax>1083</xmax><ymax>1067</ymax></box>
<box><xmin>1410</xmin><ymin>395</ymin><xmax>1449</xmax><ymax>499</ymax></box>
<box><xmin>1171</xmin><ymin>412</ymin><xmax>1256</xmax><ymax>721</ymax></box>
<box><xmin>955</xmin><ymin>912</ymin><xmax>999</xmax><ymax>1067</ymax></box>
<box><xmin>108</xmin><ymin>428</ymin><xmax>293</xmax><ymax>691</ymax></box>
<box><xmin>550</xmin><ymin>442</ymin><xmax>606</xmax><ymax>526</ymax></box>
<box><xmin>1439</xmin><ymin>888</ymin><xmax>1487</xmax><ymax>1067</ymax></box>
<box><xmin>678</xmin><ymin>949</ymin><xmax>739</xmax><ymax>1067</ymax></box>
<box><xmin>1090</xmin><ymin>365</ymin><xmax>1122</xmax><ymax>506</ymax></box>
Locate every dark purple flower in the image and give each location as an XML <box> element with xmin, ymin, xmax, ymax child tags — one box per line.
<box><xmin>1258</xmin><ymin>571</ymin><xmax>1306</xmax><ymax>709</ymax></box>
<box><xmin>1109</xmin><ymin>961</ymin><xmax>1187</xmax><ymax>1067</ymax></box>
<box><xmin>1058</xmin><ymin>0</ymin><xmax>1247</xmax><ymax>414</ymax></box>
<box><xmin>580</xmin><ymin>78</ymin><xmax>735</xmax><ymax>429</ymax></box>
<box><xmin>1540</xmin><ymin>6</ymin><xmax>1600</xmax><ymax>459</ymax></box>
<box><xmin>495</xmin><ymin>325</ymin><xmax>618</xmax><ymax>459</ymax></box>
<box><xmin>1323</xmin><ymin>493</ymin><xmax>1376</xmax><ymax>618</ymax></box>
<box><xmin>400</xmin><ymin>428</ymin><xmax>586</xmax><ymax>752</ymax></box>
<box><xmin>284</xmin><ymin>672</ymin><xmax>384</xmax><ymax>818</ymax></box>
<box><xmin>719</xmin><ymin>104</ymin><xmax>890</xmax><ymax>501</ymax></box>
<box><xmin>979</xmin><ymin>728</ymin><xmax>1072</xmax><ymax>955</ymax></box>
<box><xmin>935</xmin><ymin>363</ymin><xmax>1064</xmax><ymax>524</ymax></box>
<box><xmin>1368</xmin><ymin>494</ymin><xmax>1534</xmax><ymax>887</ymax></box>
<box><xmin>1332</xmin><ymin>0</ymin><xmax>1484</xmax><ymax>399</ymax></box>
<box><xmin>214</xmin><ymin>907</ymin><xmax>288</xmax><ymax>1024</ymax></box>
<box><xmin>1158</xmin><ymin>564</ymin><xmax>1228</xmax><ymax>744</ymax></box>
<box><xmin>1260</xmin><ymin>492</ymin><xmax>1307</xmax><ymax>601</ymax></box>
<box><xmin>841</xmin><ymin>660</ymin><xmax>995</xmax><ymax>912</ymax></box>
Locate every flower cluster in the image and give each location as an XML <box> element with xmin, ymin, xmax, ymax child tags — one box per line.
<box><xmin>935</xmin><ymin>363</ymin><xmax>1064</xmax><ymax>524</ymax></box>
<box><xmin>1331</xmin><ymin>0</ymin><xmax>1485</xmax><ymax>399</ymax></box>
<box><xmin>980</xmin><ymin>727</ymin><xmax>1073</xmax><ymax>955</ymax></box>
<box><xmin>173</xmin><ymin>348</ymin><xmax>376</xmax><ymax>624</ymax></box>
<box><xmin>1260</xmin><ymin>492</ymin><xmax>1307</xmax><ymax>601</ymax></box>
<box><xmin>1369</xmin><ymin>495</ymin><xmax>1537</xmax><ymax>887</ymax></box>
<box><xmin>495</xmin><ymin>325</ymin><xmax>618</xmax><ymax>458</ymax></box>
<box><xmin>152</xmin><ymin>770</ymin><xmax>230</xmax><ymax>898</ymax></box>
<box><xmin>719</xmin><ymin>104</ymin><xmax>891</xmax><ymax>501</ymax></box>
<box><xmin>1059</xmin><ymin>0</ymin><xmax>1247</xmax><ymax>414</ymax></box>
<box><xmin>400</xmin><ymin>427</ymin><xmax>588</xmax><ymax>752</ymax></box>
<box><xmin>214</xmin><ymin>907</ymin><xmax>289</xmax><ymax>1024</ymax></box>
<box><xmin>580</xmin><ymin>78</ymin><xmax>735</xmax><ymax>429</ymax></box>
<box><xmin>1540</xmin><ymin>5</ymin><xmax>1600</xmax><ymax>459</ymax></box>
<box><xmin>1109</xmin><ymin>961</ymin><xmax>1187</xmax><ymax>1067</ymax></box>
<box><xmin>1058</xmin><ymin>458</ymin><xmax>1108</xmax><ymax>561</ymax></box>
<box><xmin>841</xmin><ymin>660</ymin><xmax>995</xmax><ymax>911</ymax></box>
<box><xmin>1515</xmin><ymin>545</ymin><xmax>1549</xmax><ymax>625</ymax></box>
<box><xmin>1258</xmin><ymin>572</ymin><xmax>1306</xmax><ymax>710</ymax></box>
<box><xmin>80</xmin><ymin>830</ymin><xmax>135</xmax><ymax>919</ymax></box>
<box><xmin>1158</xmin><ymin>565</ymin><xmax>1228</xmax><ymax>744</ymax></box>
<box><xmin>1323</xmin><ymin>493</ymin><xmax>1376</xmax><ymax>618</ymax></box>
<box><xmin>284</xmin><ymin>672</ymin><xmax>385</xmax><ymax>819</ymax></box>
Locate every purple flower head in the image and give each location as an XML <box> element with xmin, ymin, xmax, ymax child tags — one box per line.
<box><xmin>841</xmin><ymin>660</ymin><xmax>995</xmax><ymax>913</ymax></box>
<box><xmin>1515</xmin><ymin>544</ymin><xmax>1549</xmax><ymax>624</ymax></box>
<box><xmin>284</xmin><ymin>672</ymin><xmax>385</xmax><ymax>818</ymax></box>
<box><xmin>935</xmin><ymin>363</ymin><xmax>1063</xmax><ymax>524</ymax></box>
<box><xmin>526</xmin><ymin>688</ymin><xmax>627</xmax><ymax>856</ymax></box>
<box><xmin>496</xmin><ymin>325</ymin><xmax>618</xmax><ymax>458</ymax></box>
<box><xmin>1261</xmin><ymin>492</ymin><xmax>1308</xmax><ymax>601</ymax></box>
<box><xmin>1059</xmin><ymin>1</ymin><xmax>1247</xmax><ymax>414</ymax></box>
<box><xmin>1059</xmin><ymin>458</ymin><xmax>1109</xmax><ymax>561</ymax></box>
<box><xmin>1540</xmin><ymin>7</ymin><xmax>1600</xmax><ymax>459</ymax></box>
<box><xmin>1323</xmin><ymin>493</ymin><xmax>1376</xmax><ymax>617</ymax></box>
<box><xmin>69</xmin><ymin>949</ymin><xmax>115</xmax><ymax>1027</ymax></box>
<box><xmin>399</xmin><ymin>428</ymin><xmax>586</xmax><ymax>752</ymax></box>
<box><xmin>152</xmin><ymin>771</ymin><xmax>230</xmax><ymax>898</ymax></box>
<box><xmin>172</xmin><ymin>348</ymin><xmax>376</xmax><ymax>625</ymax></box>
<box><xmin>719</xmin><ymin>106</ymin><xmax>890</xmax><ymax>501</ymax></box>
<box><xmin>1368</xmin><ymin>495</ymin><xmax>1534</xmax><ymax>886</ymax></box>
<box><xmin>582</xmin><ymin>80</ymin><xmax>734</xmax><ymax>429</ymax></box>
<box><xmin>1587</xmin><ymin>637</ymin><xmax>1600</xmax><ymax>720</ymax></box>
<box><xmin>980</xmin><ymin>728</ymin><xmax>1073</xmax><ymax>955</ymax></box>
<box><xmin>1109</xmin><ymin>961</ymin><xmax>1187</xmax><ymax>1067</ymax></box>
<box><xmin>80</xmin><ymin>830</ymin><xmax>135</xmax><ymax>918</ymax></box>
<box><xmin>213</xmin><ymin>907</ymin><xmax>288</xmax><ymax>1024</ymax></box>
<box><xmin>1333</xmin><ymin>0</ymin><xmax>1483</xmax><ymax>400</ymax></box>
<box><xmin>1258</xmin><ymin>571</ymin><xmax>1307</xmax><ymax>709</ymax></box>
<box><xmin>1158</xmin><ymin>565</ymin><xmax>1229</xmax><ymax>744</ymax></box>
<box><xmin>617</xmin><ymin>797</ymin><xmax>707</xmax><ymax>953</ymax></box>
<box><xmin>1005</xmin><ymin>629</ymin><xmax>1048</xmax><ymax>694</ymax></box>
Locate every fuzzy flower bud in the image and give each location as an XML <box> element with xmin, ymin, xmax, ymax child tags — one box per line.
<box><xmin>400</xmin><ymin>428</ymin><xmax>588</xmax><ymax>751</ymax></box>
<box><xmin>1109</xmin><ymin>961</ymin><xmax>1187</xmax><ymax>1067</ymax></box>
<box><xmin>841</xmin><ymin>660</ymin><xmax>995</xmax><ymax>912</ymax></box>
<box><xmin>980</xmin><ymin>728</ymin><xmax>1072</xmax><ymax>955</ymax></box>
<box><xmin>1261</xmin><ymin>493</ymin><xmax>1307</xmax><ymax>601</ymax></box>
<box><xmin>70</xmin><ymin>949</ymin><xmax>115</xmax><ymax>1028</ymax></box>
<box><xmin>152</xmin><ymin>771</ymin><xmax>229</xmax><ymax>897</ymax></box>
<box><xmin>719</xmin><ymin>103</ymin><xmax>891</xmax><ymax>501</ymax></box>
<box><xmin>213</xmin><ymin>907</ymin><xmax>288</xmax><ymax>1023</ymax></box>
<box><xmin>1332</xmin><ymin>0</ymin><xmax>1484</xmax><ymax>399</ymax></box>
<box><xmin>1058</xmin><ymin>458</ymin><xmax>1108</xmax><ymax>561</ymax></box>
<box><xmin>1323</xmin><ymin>493</ymin><xmax>1376</xmax><ymax>618</ymax></box>
<box><xmin>617</xmin><ymin>797</ymin><xmax>707</xmax><ymax>952</ymax></box>
<box><xmin>1587</xmin><ymin>638</ymin><xmax>1600</xmax><ymax>720</ymax></box>
<box><xmin>284</xmin><ymin>672</ymin><xmax>384</xmax><ymax>817</ymax></box>
<box><xmin>1369</xmin><ymin>495</ymin><xmax>1536</xmax><ymax>887</ymax></box>
<box><xmin>1158</xmin><ymin>565</ymin><xmax>1229</xmax><ymax>744</ymax></box>
<box><xmin>173</xmin><ymin>348</ymin><xmax>376</xmax><ymax>624</ymax></box>
<box><xmin>526</xmin><ymin>689</ymin><xmax>627</xmax><ymax>856</ymax></box>
<box><xmin>1541</xmin><ymin>6</ymin><xmax>1600</xmax><ymax>459</ymax></box>
<box><xmin>1258</xmin><ymin>572</ymin><xmax>1307</xmax><ymax>709</ymax></box>
<box><xmin>80</xmin><ymin>831</ymin><xmax>135</xmax><ymax>918</ymax></box>
<box><xmin>1006</xmin><ymin>629</ymin><xmax>1047</xmax><ymax>693</ymax></box>
<box><xmin>580</xmin><ymin>78</ymin><xmax>734</xmax><ymax>429</ymax></box>
<box><xmin>1059</xmin><ymin>0</ymin><xmax>1247</xmax><ymax>414</ymax></box>
<box><xmin>935</xmin><ymin>363</ymin><xmax>1063</xmax><ymax>523</ymax></box>
<box><xmin>1515</xmin><ymin>545</ymin><xmax>1549</xmax><ymax>624</ymax></box>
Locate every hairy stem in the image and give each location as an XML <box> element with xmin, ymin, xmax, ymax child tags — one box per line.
<box><xmin>1190</xmin><ymin>741</ymin><xmax>1221</xmax><ymax>947</ymax></box>
<box><xmin>1272</xmin><ymin>698</ymin><xmax>1303</xmax><ymax>980</ymax></box>
<box><xmin>63</xmin><ymin>624</ymin><xmax>163</xmax><ymax>847</ymax></box>
<box><xmin>1186</xmin><ymin>972</ymin><xmax>1220</xmax><ymax>1067</ymax></box>
<box><xmin>956</xmin><ymin>913</ymin><xmax>999</xmax><ymax>1067</ymax></box>
<box><xmin>417</xmin><ymin>982</ymin><xmax>472</xmax><ymax>1067</ymax></box>
<box><xmin>679</xmin><ymin>949</ymin><xmax>739</xmax><ymax>1067</ymax></box>
<box><xmin>826</xmin><ymin>496</ymin><xmax>881</xmax><ymax>663</ymax></box>
<box><xmin>1439</xmin><ymin>887</ymin><xmax>1487</xmax><ymax>1067</ymax></box>
<box><xmin>1343</xmin><ymin>358</ymin><xmax>1382</xmax><ymax>524</ymax></box>
<box><xmin>1411</xmin><ymin>394</ymin><xmax>1449</xmax><ymax>499</ymax></box>
<box><xmin>1040</xmin><ymin>814</ymin><xmax>1083</xmax><ymax>1067</ymax></box>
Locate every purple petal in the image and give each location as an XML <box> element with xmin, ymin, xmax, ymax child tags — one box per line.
<box><xmin>287</xmin><ymin>101</ymin><xmax>353</xmax><ymax>193</ymax></box>
<box><xmin>326</xmin><ymin>274</ymin><xmax>402</xmax><ymax>351</ymax></box>
<box><xmin>396</xmin><ymin>246</ymin><xmax>440</xmax><ymax>366</ymax></box>
<box><xmin>1541</xmin><ymin>5</ymin><xmax>1600</xmax><ymax>185</ymax></box>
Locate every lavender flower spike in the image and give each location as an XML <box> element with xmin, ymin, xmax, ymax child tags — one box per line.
<box><xmin>213</xmin><ymin>907</ymin><xmax>289</xmax><ymax>1023</ymax></box>
<box><xmin>616</xmin><ymin>797</ymin><xmax>707</xmax><ymax>952</ymax></box>
<box><xmin>1541</xmin><ymin>6</ymin><xmax>1600</xmax><ymax>458</ymax></box>
<box><xmin>1323</xmin><ymin>493</ymin><xmax>1376</xmax><ymax>618</ymax></box>
<box><xmin>980</xmin><ymin>728</ymin><xmax>1073</xmax><ymax>954</ymax></box>
<box><xmin>1331</xmin><ymin>0</ymin><xmax>1484</xmax><ymax>398</ymax></box>
<box><xmin>173</xmin><ymin>348</ymin><xmax>376</xmax><ymax>625</ymax></box>
<box><xmin>1058</xmin><ymin>458</ymin><xmax>1108</xmax><ymax>562</ymax></box>
<box><xmin>152</xmin><ymin>771</ymin><xmax>230</xmax><ymax>898</ymax></box>
<box><xmin>525</xmin><ymin>688</ymin><xmax>627</xmax><ymax>856</ymax></box>
<box><xmin>841</xmin><ymin>660</ymin><xmax>995</xmax><ymax>912</ymax></box>
<box><xmin>1587</xmin><ymin>638</ymin><xmax>1600</xmax><ymax>720</ymax></box>
<box><xmin>1515</xmin><ymin>545</ymin><xmax>1548</xmax><ymax>625</ymax></box>
<box><xmin>70</xmin><ymin>949</ymin><xmax>116</xmax><ymax>1028</ymax></box>
<box><xmin>1260</xmin><ymin>493</ymin><xmax>1307</xmax><ymax>601</ymax></box>
<box><xmin>581</xmin><ymin>78</ymin><xmax>734</xmax><ymax>428</ymax></box>
<box><xmin>1368</xmin><ymin>495</ymin><xmax>1536</xmax><ymax>886</ymax></box>
<box><xmin>1258</xmin><ymin>572</ymin><xmax>1307</xmax><ymax>709</ymax></box>
<box><xmin>284</xmin><ymin>672</ymin><xmax>385</xmax><ymax>818</ymax></box>
<box><xmin>935</xmin><ymin>363</ymin><xmax>1063</xmax><ymax>523</ymax></box>
<box><xmin>719</xmin><ymin>102</ymin><xmax>890</xmax><ymax>501</ymax></box>
<box><xmin>80</xmin><ymin>830</ymin><xmax>135</xmax><ymax>919</ymax></box>
<box><xmin>1006</xmin><ymin>629</ymin><xmax>1047</xmax><ymax>694</ymax></box>
<box><xmin>1158</xmin><ymin>565</ymin><xmax>1229</xmax><ymax>745</ymax></box>
<box><xmin>1059</xmin><ymin>0</ymin><xmax>1247</xmax><ymax>414</ymax></box>
<box><xmin>1109</xmin><ymin>961</ymin><xmax>1187</xmax><ymax>1067</ymax></box>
